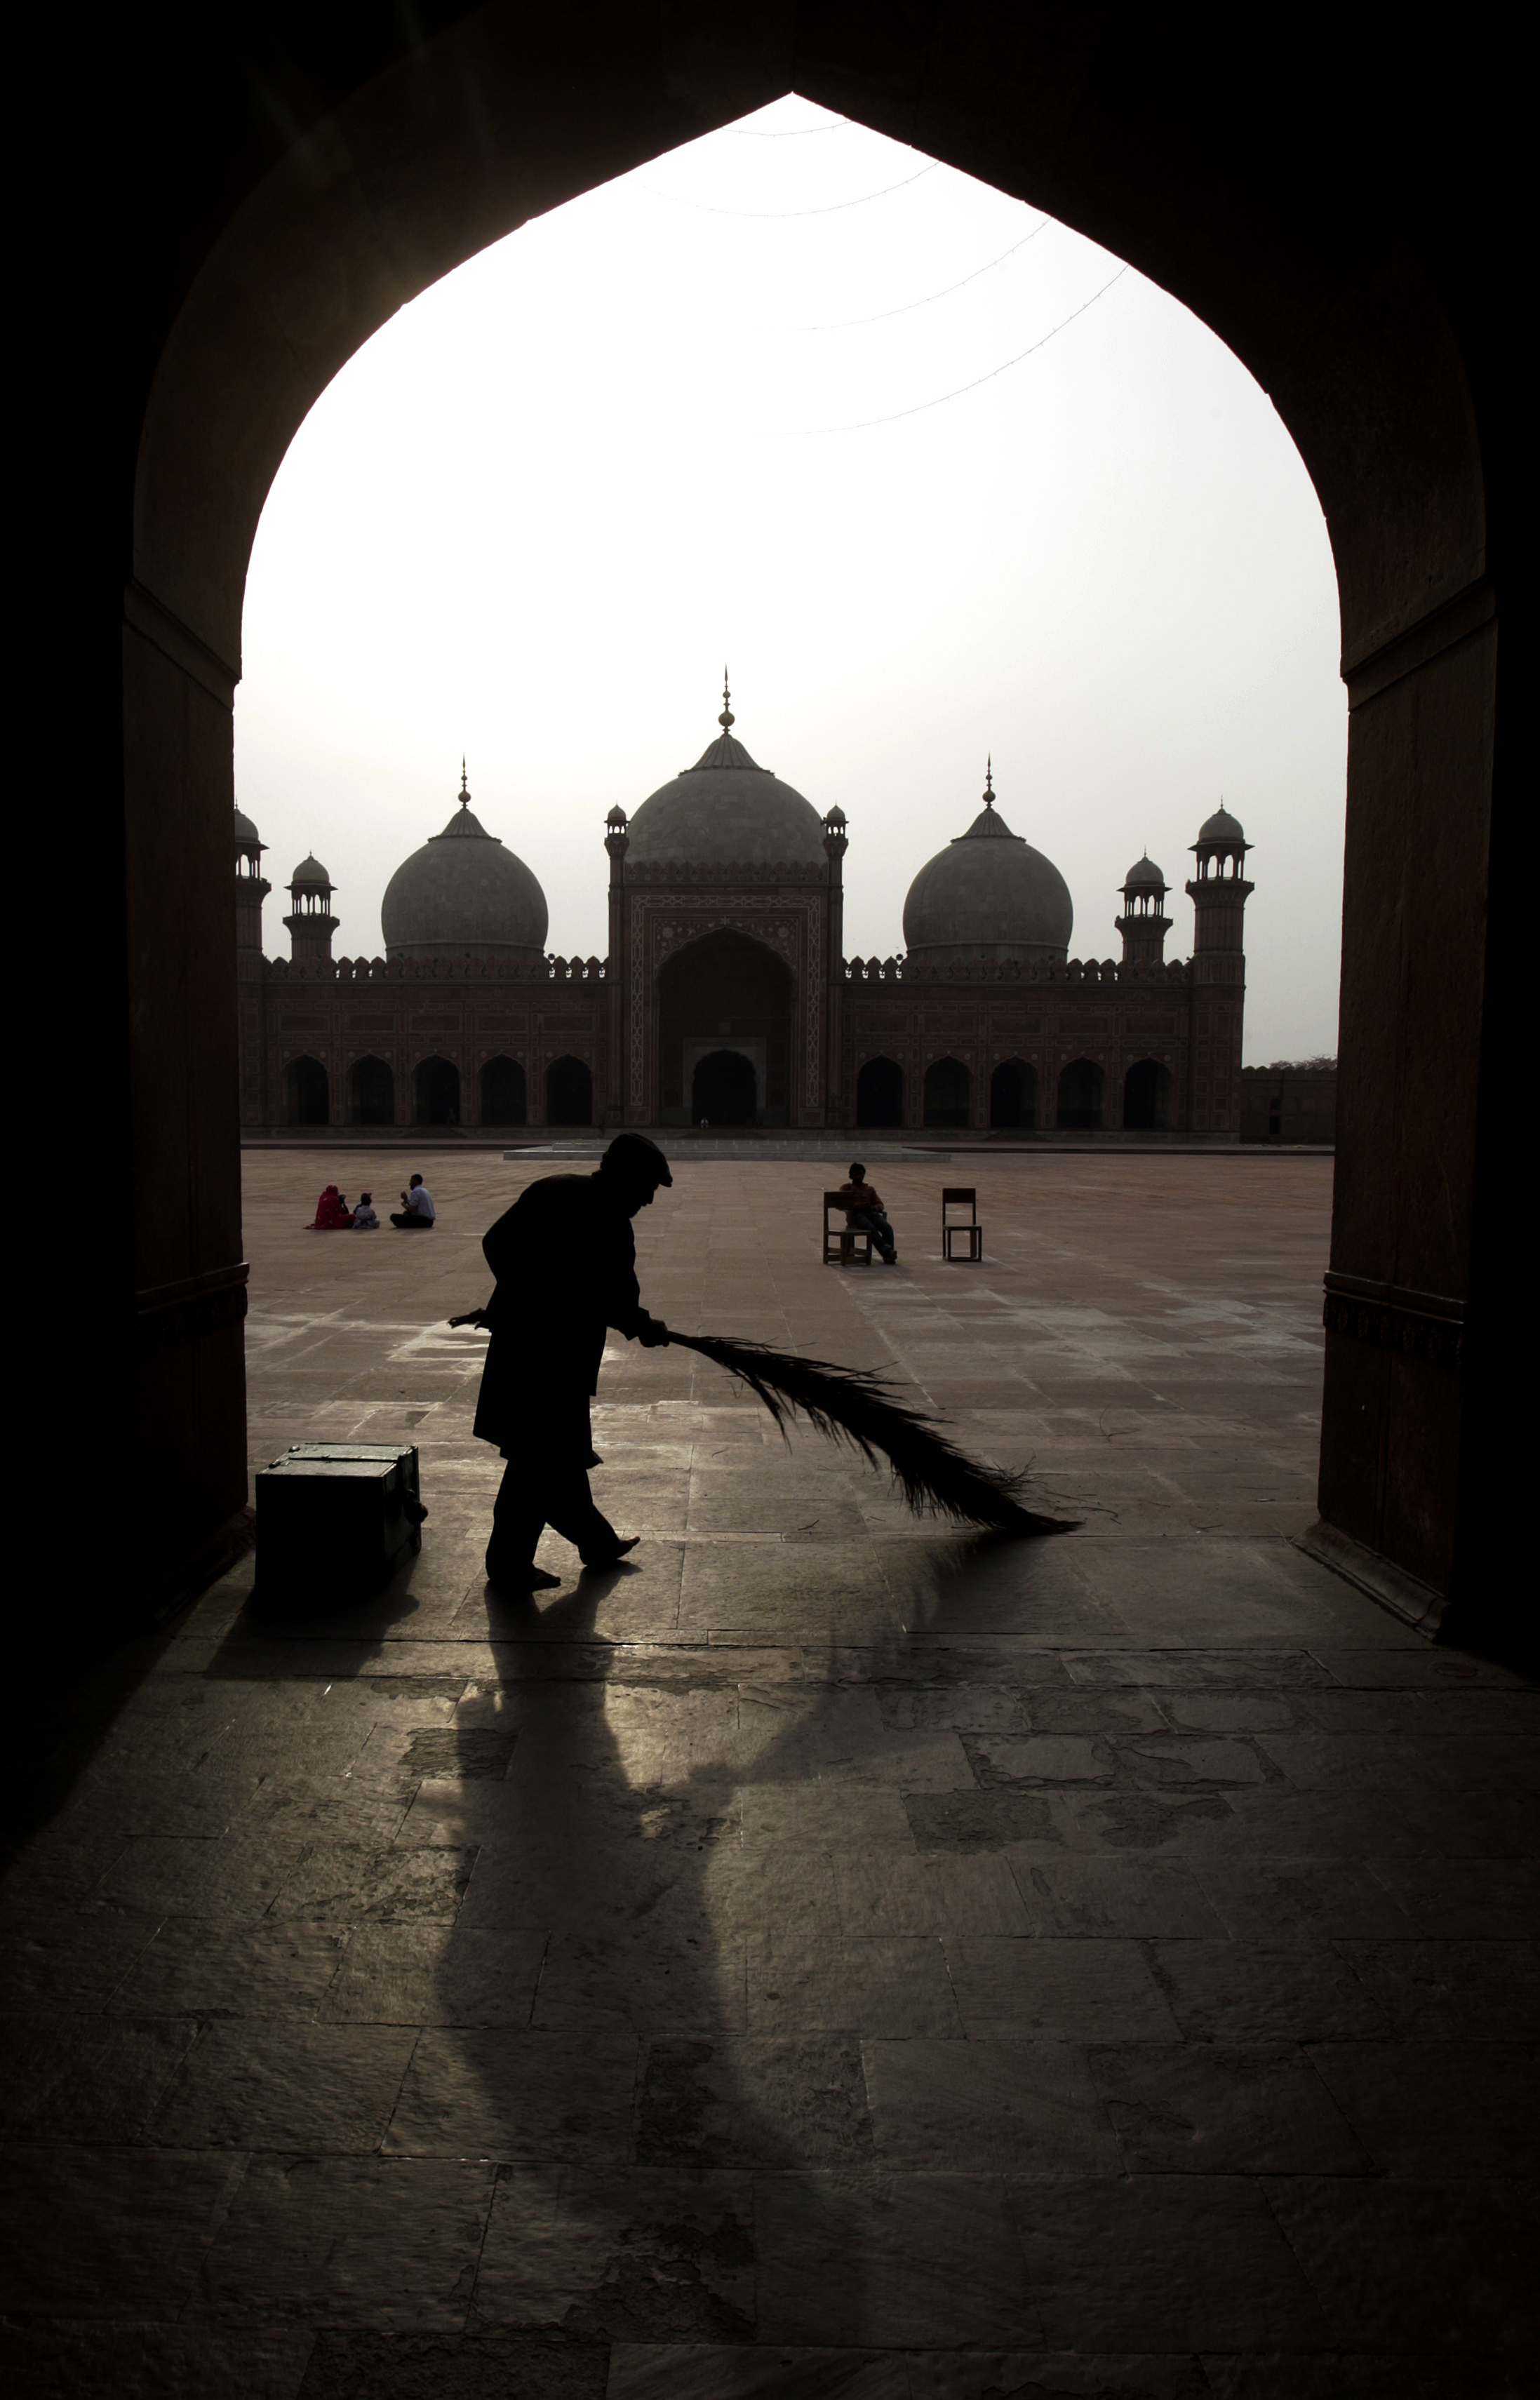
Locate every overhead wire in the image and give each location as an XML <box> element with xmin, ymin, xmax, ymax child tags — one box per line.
<box><xmin>807</xmin><ymin>218</ymin><xmax>1052</xmax><ymax>330</ymax></box>
<box><xmin>641</xmin><ymin>164</ymin><xmax>935</xmax><ymax>219</ymax></box>
<box><xmin>798</xmin><ymin>264</ymin><xmax>1131</xmax><ymax>433</ymax></box>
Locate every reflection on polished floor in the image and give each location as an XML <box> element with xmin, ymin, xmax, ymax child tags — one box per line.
<box><xmin>4</xmin><ymin>1153</ymin><xmax>1535</xmax><ymax>2396</ymax></box>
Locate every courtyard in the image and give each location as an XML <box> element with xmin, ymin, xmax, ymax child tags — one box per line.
<box><xmin>4</xmin><ymin>1150</ymin><xmax>1535</xmax><ymax>2395</ymax></box>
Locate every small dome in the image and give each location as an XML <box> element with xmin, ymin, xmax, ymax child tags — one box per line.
<box><xmin>1196</xmin><ymin>803</ymin><xmax>1246</xmax><ymax>845</ymax></box>
<box><xmin>902</xmin><ymin>772</ymin><xmax>1073</xmax><ymax>965</ymax></box>
<box><xmin>381</xmin><ymin>775</ymin><xmax>548</xmax><ymax>963</ymax></box>
<box><xmin>290</xmin><ymin>854</ymin><xmax>332</xmax><ymax>889</ymax></box>
<box><xmin>1124</xmin><ymin>853</ymin><xmax>1166</xmax><ymax>888</ymax></box>
<box><xmin>234</xmin><ymin>806</ymin><xmax>262</xmax><ymax>846</ymax></box>
<box><xmin>625</xmin><ymin>720</ymin><xmax>827</xmax><ymax>868</ymax></box>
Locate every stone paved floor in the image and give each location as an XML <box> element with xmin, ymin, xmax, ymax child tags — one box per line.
<box><xmin>4</xmin><ymin>1153</ymin><xmax>1536</xmax><ymax>2397</ymax></box>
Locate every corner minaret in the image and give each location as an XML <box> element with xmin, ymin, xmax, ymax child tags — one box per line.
<box><xmin>1116</xmin><ymin>853</ymin><xmax>1172</xmax><ymax>965</ymax></box>
<box><xmin>1185</xmin><ymin>803</ymin><xmax>1252</xmax><ymax>984</ymax></box>
<box><xmin>234</xmin><ymin>805</ymin><xmax>270</xmax><ymax>976</ymax></box>
<box><xmin>284</xmin><ymin>854</ymin><xmax>338</xmax><ymax>965</ymax></box>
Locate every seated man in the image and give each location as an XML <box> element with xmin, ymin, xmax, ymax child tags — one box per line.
<box><xmin>391</xmin><ymin>1174</ymin><xmax>436</xmax><ymax>1229</ymax></box>
<box><xmin>835</xmin><ymin>1162</ymin><xmax>898</xmax><ymax>1263</ymax></box>
<box><xmin>351</xmin><ymin>1191</ymin><xmax>380</xmax><ymax>1229</ymax></box>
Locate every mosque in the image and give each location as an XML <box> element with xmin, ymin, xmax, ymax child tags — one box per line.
<box><xmin>234</xmin><ymin>686</ymin><xmax>1252</xmax><ymax>1136</ymax></box>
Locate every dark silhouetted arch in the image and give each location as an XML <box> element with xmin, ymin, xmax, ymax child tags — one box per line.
<box><xmin>281</xmin><ymin>1055</ymin><xmax>328</xmax><ymax>1127</ymax></box>
<box><xmin>1057</xmin><ymin>1059</ymin><xmax>1104</xmax><ymax>1130</ymax></box>
<box><xmin>857</xmin><ymin>1056</ymin><xmax>904</xmax><ymax>1127</ymax></box>
<box><xmin>1124</xmin><ymin>1057</ymin><xmax>1173</xmax><ymax>1130</ymax></box>
<box><xmin>657</xmin><ymin>929</ymin><xmax>793</xmax><ymax>1126</ymax></box>
<box><xmin>413</xmin><ymin>1055</ymin><xmax>460</xmax><ymax>1126</ymax></box>
<box><xmin>924</xmin><ymin>1057</ymin><xmax>970</xmax><ymax>1129</ymax></box>
<box><xmin>547</xmin><ymin>1054</ymin><xmax>592</xmax><ymax>1127</ymax></box>
<box><xmin>347</xmin><ymin>1054</ymin><xmax>394</xmax><ymax>1127</ymax></box>
<box><xmin>991</xmin><ymin>1058</ymin><xmax>1038</xmax><ymax>1129</ymax></box>
<box><xmin>692</xmin><ymin>1049</ymin><xmax>756</xmax><ymax>1125</ymax></box>
<box><xmin>479</xmin><ymin>1054</ymin><xmax>526</xmax><ymax>1127</ymax></box>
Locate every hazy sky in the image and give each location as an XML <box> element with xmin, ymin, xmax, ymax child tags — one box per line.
<box><xmin>237</xmin><ymin>97</ymin><xmax>1346</xmax><ymax>1063</ymax></box>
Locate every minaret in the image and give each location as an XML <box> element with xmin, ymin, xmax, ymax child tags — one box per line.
<box><xmin>1185</xmin><ymin>803</ymin><xmax>1252</xmax><ymax>981</ymax></box>
<box><xmin>1184</xmin><ymin>802</ymin><xmax>1252</xmax><ymax>1137</ymax></box>
<box><xmin>1116</xmin><ymin>853</ymin><xmax>1172</xmax><ymax>965</ymax></box>
<box><xmin>234</xmin><ymin>805</ymin><xmax>270</xmax><ymax>977</ymax></box>
<box><xmin>284</xmin><ymin>854</ymin><xmax>338</xmax><ymax>965</ymax></box>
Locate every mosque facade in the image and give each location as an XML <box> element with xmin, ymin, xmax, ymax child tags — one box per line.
<box><xmin>235</xmin><ymin>692</ymin><xmax>1254</xmax><ymax>1137</ymax></box>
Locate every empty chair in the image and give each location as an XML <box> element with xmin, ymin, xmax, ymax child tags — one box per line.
<box><xmin>942</xmin><ymin>1186</ymin><xmax>982</xmax><ymax>1262</ymax></box>
<box><xmin>823</xmin><ymin>1191</ymin><xmax>873</xmax><ymax>1267</ymax></box>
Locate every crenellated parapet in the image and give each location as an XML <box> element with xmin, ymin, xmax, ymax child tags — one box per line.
<box><xmin>261</xmin><ymin>953</ymin><xmax>610</xmax><ymax>984</ymax></box>
<box><xmin>841</xmin><ymin>954</ymin><xmax>1191</xmax><ymax>986</ymax></box>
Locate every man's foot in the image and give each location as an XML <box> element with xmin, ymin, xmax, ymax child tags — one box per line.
<box><xmin>486</xmin><ymin>1553</ymin><xmax>561</xmax><ymax>1591</ymax></box>
<box><xmin>883</xmin><ymin>1252</ymin><xmax>899</xmax><ymax>1265</ymax></box>
<box><xmin>580</xmin><ymin>1535</ymin><xmax>641</xmax><ymax>1569</ymax></box>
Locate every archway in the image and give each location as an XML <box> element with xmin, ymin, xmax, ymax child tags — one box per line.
<box><xmin>1123</xmin><ymin>1057</ymin><xmax>1173</xmax><ymax>1131</ymax></box>
<box><xmin>547</xmin><ymin>1055</ymin><xmax>593</xmax><ymax>1127</ymax></box>
<box><xmin>1057</xmin><ymin>1059</ymin><xmax>1104</xmax><ymax>1131</ymax></box>
<box><xmin>281</xmin><ymin>1056</ymin><xmax>328</xmax><ymax>1127</ymax></box>
<box><xmin>857</xmin><ymin>1057</ymin><xmax>904</xmax><ymax>1129</ymax></box>
<box><xmin>413</xmin><ymin>1055</ymin><xmax>460</xmax><ymax>1126</ymax></box>
<box><xmin>479</xmin><ymin>1055</ymin><xmax>527</xmax><ymax>1127</ymax></box>
<box><xmin>923</xmin><ymin>1057</ymin><xmax>970</xmax><ymax>1129</ymax></box>
<box><xmin>113</xmin><ymin>13</ymin><xmax>1507</xmax><ymax>1620</ymax></box>
<box><xmin>991</xmin><ymin>1058</ymin><xmax>1038</xmax><ymax>1130</ymax></box>
<box><xmin>657</xmin><ymin>931</ymin><xmax>793</xmax><ymax>1129</ymax></box>
<box><xmin>346</xmin><ymin>1055</ymin><xmax>394</xmax><ymax>1127</ymax></box>
<box><xmin>692</xmin><ymin>1048</ymin><xmax>756</xmax><ymax>1127</ymax></box>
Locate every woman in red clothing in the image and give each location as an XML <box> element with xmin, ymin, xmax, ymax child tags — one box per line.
<box><xmin>307</xmin><ymin>1185</ymin><xmax>354</xmax><ymax>1230</ymax></box>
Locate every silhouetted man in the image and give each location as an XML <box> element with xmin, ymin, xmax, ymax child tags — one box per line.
<box><xmin>473</xmin><ymin>1132</ymin><xmax>671</xmax><ymax>1588</ymax></box>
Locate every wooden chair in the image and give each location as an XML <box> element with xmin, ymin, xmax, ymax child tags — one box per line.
<box><xmin>823</xmin><ymin>1192</ymin><xmax>873</xmax><ymax>1266</ymax></box>
<box><xmin>942</xmin><ymin>1186</ymin><xmax>982</xmax><ymax>1261</ymax></box>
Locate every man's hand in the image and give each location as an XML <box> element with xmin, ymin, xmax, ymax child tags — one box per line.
<box><xmin>636</xmin><ymin>1317</ymin><xmax>670</xmax><ymax>1348</ymax></box>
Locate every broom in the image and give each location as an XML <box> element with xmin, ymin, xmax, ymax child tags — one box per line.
<box><xmin>447</xmin><ymin>1312</ymin><xmax>1073</xmax><ymax>1534</ymax></box>
<box><xmin>667</xmin><ymin>1332</ymin><xmax>1073</xmax><ymax>1535</ymax></box>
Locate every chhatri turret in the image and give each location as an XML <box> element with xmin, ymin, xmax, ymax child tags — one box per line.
<box><xmin>1185</xmin><ymin>803</ymin><xmax>1252</xmax><ymax>985</ymax></box>
<box><xmin>284</xmin><ymin>854</ymin><xmax>338</xmax><ymax>965</ymax></box>
<box><xmin>1116</xmin><ymin>853</ymin><xmax>1171</xmax><ymax>966</ymax></box>
<box><xmin>234</xmin><ymin>804</ymin><xmax>270</xmax><ymax>975</ymax></box>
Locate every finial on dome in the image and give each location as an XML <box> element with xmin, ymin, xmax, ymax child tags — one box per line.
<box><xmin>459</xmin><ymin>758</ymin><xmax>470</xmax><ymax>808</ymax></box>
<box><xmin>718</xmin><ymin>669</ymin><xmax>735</xmax><ymax>731</ymax></box>
<box><xmin>984</xmin><ymin>756</ymin><xmax>995</xmax><ymax>808</ymax></box>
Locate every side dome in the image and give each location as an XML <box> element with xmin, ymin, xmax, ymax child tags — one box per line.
<box><xmin>1197</xmin><ymin>803</ymin><xmax>1246</xmax><ymax>844</ymax></box>
<box><xmin>1123</xmin><ymin>853</ymin><xmax>1166</xmax><ymax>889</ymax></box>
<box><xmin>902</xmin><ymin>767</ymin><xmax>1073</xmax><ymax>965</ymax></box>
<box><xmin>234</xmin><ymin>805</ymin><xmax>262</xmax><ymax>845</ymax></box>
<box><xmin>381</xmin><ymin>770</ymin><xmax>549</xmax><ymax>963</ymax></box>
<box><xmin>290</xmin><ymin>854</ymin><xmax>332</xmax><ymax>890</ymax></box>
<box><xmin>625</xmin><ymin>688</ymin><xmax>827</xmax><ymax>867</ymax></box>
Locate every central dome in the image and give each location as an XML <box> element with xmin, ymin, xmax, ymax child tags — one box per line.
<box><xmin>903</xmin><ymin>770</ymin><xmax>1073</xmax><ymax>965</ymax></box>
<box><xmin>626</xmin><ymin>701</ymin><xmax>827</xmax><ymax>868</ymax></box>
<box><xmin>381</xmin><ymin>772</ymin><xmax>549</xmax><ymax>963</ymax></box>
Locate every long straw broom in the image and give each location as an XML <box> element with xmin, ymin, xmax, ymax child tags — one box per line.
<box><xmin>668</xmin><ymin>1332</ymin><xmax>1076</xmax><ymax>1535</ymax></box>
<box><xmin>452</xmin><ymin>1305</ymin><xmax>1072</xmax><ymax>1535</ymax></box>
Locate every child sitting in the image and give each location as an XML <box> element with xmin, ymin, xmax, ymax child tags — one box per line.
<box><xmin>351</xmin><ymin>1191</ymin><xmax>380</xmax><ymax>1229</ymax></box>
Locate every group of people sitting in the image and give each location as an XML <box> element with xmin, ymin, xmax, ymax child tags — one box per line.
<box><xmin>307</xmin><ymin>1175</ymin><xmax>436</xmax><ymax>1232</ymax></box>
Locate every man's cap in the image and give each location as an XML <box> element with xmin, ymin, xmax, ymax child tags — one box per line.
<box><xmin>600</xmin><ymin>1132</ymin><xmax>672</xmax><ymax>1188</ymax></box>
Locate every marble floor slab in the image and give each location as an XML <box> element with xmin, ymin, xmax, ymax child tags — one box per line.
<box><xmin>3</xmin><ymin>1150</ymin><xmax>1534</xmax><ymax>2396</ymax></box>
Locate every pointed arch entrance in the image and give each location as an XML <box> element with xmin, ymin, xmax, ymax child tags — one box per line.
<box><xmin>112</xmin><ymin>14</ymin><xmax>1506</xmax><ymax>1625</ymax></box>
<box><xmin>657</xmin><ymin>930</ymin><xmax>794</xmax><ymax>1130</ymax></box>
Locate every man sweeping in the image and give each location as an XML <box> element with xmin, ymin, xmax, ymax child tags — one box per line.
<box><xmin>464</xmin><ymin>1132</ymin><xmax>672</xmax><ymax>1589</ymax></box>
